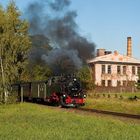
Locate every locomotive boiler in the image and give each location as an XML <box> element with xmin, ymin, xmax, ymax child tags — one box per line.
<box><xmin>12</xmin><ymin>75</ymin><xmax>86</xmax><ymax>107</ymax></box>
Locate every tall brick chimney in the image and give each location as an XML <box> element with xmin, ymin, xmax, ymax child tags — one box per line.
<box><xmin>127</xmin><ymin>37</ymin><xmax>132</xmax><ymax>57</ymax></box>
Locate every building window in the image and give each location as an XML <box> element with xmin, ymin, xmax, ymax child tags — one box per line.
<box><xmin>108</xmin><ymin>65</ymin><xmax>111</xmax><ymax>74</ymax></box>
<box><xmin>107</xmin><ymin>80</ymin><xmax>112</xmax><ymax>87</ymax></box>
<box><xmin>123</xmin><ymin>66</ymin><xmax>126</xmax><ymax>74</ymax></box>
<box><xmin>132</xmin><ymin>66</ymin><xmax>135</xmax><ymax>75</ymax></box>
<box><xmin>123</xmin><ymin>81</ymin><xmax>127</xmax><ymax>86</ymax></box>
<box><xmin>117</xmin><ymin>66</ymin><xmax>121</xmax><ymax>74</ymax></box>
<box><xmin>137</xmin><ymin>67</ymin><xmax>140</xmax><ymax>75</ymax></box>
<box><xmin>102</xmin><ymin>65</ymin><xmax>105</xmax><ymax>74</ymax></box>
<box><xmin>101</xmin><ymin>80</ymin><xmax>105</xmax><ymax>86</ymax></box>
<box><xmin>117</xmin><ymin>81</ymin><xmax>121</xmax><ymax>86</ymax></box>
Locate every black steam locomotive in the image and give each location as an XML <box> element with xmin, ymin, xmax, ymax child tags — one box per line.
<box><xmin>12</xmin><ymin>76</ymin><xmax>86</xmax><ymax>107</ymax></box>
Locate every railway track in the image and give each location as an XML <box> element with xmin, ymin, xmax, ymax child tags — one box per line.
<box><xmin>27</xmin><ymin>102</ymin><xmax>140</xmax><ymax>120</ymax></box>
<box><xmin>75</xmin><ymin>108</ymin><xmax>140</xmax><ymax>120</ymax></box>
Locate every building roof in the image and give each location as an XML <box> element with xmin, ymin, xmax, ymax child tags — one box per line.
<box><xmin>87</xmin><ymin>51</ymin><xmax>140</xmax><ymax>64</ymax></box>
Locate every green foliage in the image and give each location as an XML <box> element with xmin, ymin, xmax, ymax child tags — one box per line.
<box><xmin>30</xmin><ymin>34</ymin><xmax>51</xmax><ymax>50</ymax></box>
<box><xmin>77</xmin><ymin>66</ymin><xmax>95</xmax><ymax>90</ymax></box>
<box><xmin>21</xmin><ymin>64</ymin><xmax>52</xmax><ymax>81</ymax></box>
<box><xmin>32</xmin><ymin>65</ymin><xmax>52</xmax><ymax>81</ymax></box>
<box><xmin>5</xmin><ymin>94</ymin><xmax>18</xmax><ymax>104</ymax></box>
<box><xmin>77</xmin><ymin>66</ymin><xmax>91</xmax><ymax>81</ymax></box>
<box><xmin>0</xmin><ymin>2</ymin><xmax>31</xmax><ymax>101</ymax></box>
<box><xmin>26</xmin><ymin>35</ymin><xmax>52</xmax><ymax>81</ymax></box>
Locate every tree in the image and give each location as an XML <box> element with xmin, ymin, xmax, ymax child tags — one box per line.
<box><xmin>0</xmin><ymin>2</ymin><xmax>31</xmax><ymax>101</ymax></box>
<box><xmin>77</xmin><ymin>66</ymin><xmax>94</xmax><ymax>90</ymax></box>
<box><xmin>21</xmin><ymin>64</ymin><xmax>52</xmax><ymax>82</ymax></box>
<box><xmin>0</xmin><ymin>5</ymin><xmax>6</xmax><ymax>101</ymax></box>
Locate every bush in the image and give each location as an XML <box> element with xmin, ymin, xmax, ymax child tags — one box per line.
<box><xmin>6</xmin><ymin>95</ymin><xmax>18</xmax><ymax>104</ymax></box>
<box><xmin>119</xmin><ymin>95</ymin><xmax>123</xmax><ymax>99</ymax></box>
<box><xmin>103</xmin><ymin>94</ymin><xmax>105</xmax><ymax>97</ymax></box>
<box><xmin>82</xmin><ymin>81</ymin><xmax>95</xmax><ymax>90</ymax></box>
<box><xmin>115</xmin><ymin>94</ymin><xmax>118</xmax><ymax>98</ymax></box>
<box><xmin>0</xmin><ymin>91</ymin><xmax>19</xmax><ymax>104</ymax></box>
<box><xmin>97</xmin><ymin>94</ymin><xmax>100</xmax><ymax>98</ymax></box>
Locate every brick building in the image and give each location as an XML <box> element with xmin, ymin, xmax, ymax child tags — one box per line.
<box><xmin>87</xmin><ymin>37</ymin><xmax>140</xmax><ymax>87</ymax></box>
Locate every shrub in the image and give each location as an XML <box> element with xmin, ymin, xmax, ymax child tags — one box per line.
<box><xmin>119</xmin><ymin>95</ymin><xmax>123</xmax><ymax>99</ymax></box>
<box><xmin>115</xmin><ymin>94</ymin><xmax>118</xmax><ymax>98</ymax></box>
<box><xmin>103</xmin><ymin>94</ymin><xmax>105</xmax><ymax>97</ymax></box>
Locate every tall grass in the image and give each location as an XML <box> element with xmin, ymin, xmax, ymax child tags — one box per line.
<box><xmin>0</xmin><ymin>103</ymin><xmax>139</xmax><ymax>140</ymax></box>
<box><xmin>84</xmin><ymin>97</ymin><xmax>140</xmax><ymax>115</ymax></box>
<box><xmin>85</xmin><ymin>92</ymin><xmax>140</xmax><ymax>115</ymax></box>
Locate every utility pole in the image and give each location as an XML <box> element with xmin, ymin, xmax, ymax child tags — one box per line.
<box><xmin>0</xmin><ymin>57</ymin><xmax>6</xmax><ymax>102</ymax></box>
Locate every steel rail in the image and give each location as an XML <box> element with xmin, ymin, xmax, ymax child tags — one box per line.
<box><xmin>75</xmin><ymin>108</ymin><xmax>140</xmax><ymax>120</ymax></box>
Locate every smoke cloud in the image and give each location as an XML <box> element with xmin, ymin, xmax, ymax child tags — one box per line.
<box><xmin>42</xmin><ymin>48</ymin><xmax>82</xmax><ymax>74</ymax></box>
<box><xmin>25</xmin><ymin>0</ymin><xmax>96</xmax><ymax>74</ymax></box>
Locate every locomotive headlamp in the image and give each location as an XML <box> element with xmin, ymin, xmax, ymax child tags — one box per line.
<box><xmin>83</xmin><ymin>94</ymin><xmax>87</xmax><ymax>98</ymax></box>
<box><xmin>63</xmin><ymin>94</ymin><xmax>66</xmax><ymax>97</ymax></box>
<box><xmin>73</xmin><ymin>78</ymin><xmax>77</xmax><ymax>81</ymax></box>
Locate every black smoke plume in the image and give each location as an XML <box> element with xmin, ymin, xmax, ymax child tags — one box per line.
<box><xmin>25</xmin><ymin>0</ymin><xmax>95</xmax><ymax>74</ymax></box>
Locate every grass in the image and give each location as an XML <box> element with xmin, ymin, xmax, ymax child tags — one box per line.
<box><xmin>88</xmin><ymin>92</ymin><xmax>140</xmax><ymax>98</ymax></box>
<box><xmin>84</xmin><ymin>92</ymin><xmax>140</xmax><ymax>115</ymax></box>
<box><xmin>0</xmin><ymin>103</ymin><xmax>140</xmax><ymax>140</ymax></box>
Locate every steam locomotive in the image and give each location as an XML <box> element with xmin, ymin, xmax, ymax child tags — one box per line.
<box><xmin>12</xmin><ymin>75</ymin><xmax>86</xmax><ymax>107</ymax></box>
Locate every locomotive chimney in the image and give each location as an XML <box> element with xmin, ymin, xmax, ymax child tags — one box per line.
<box><xmin>127</xmin><ymin>37</ymin><xmax>132</xmax><ymax>57</ymax></box>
